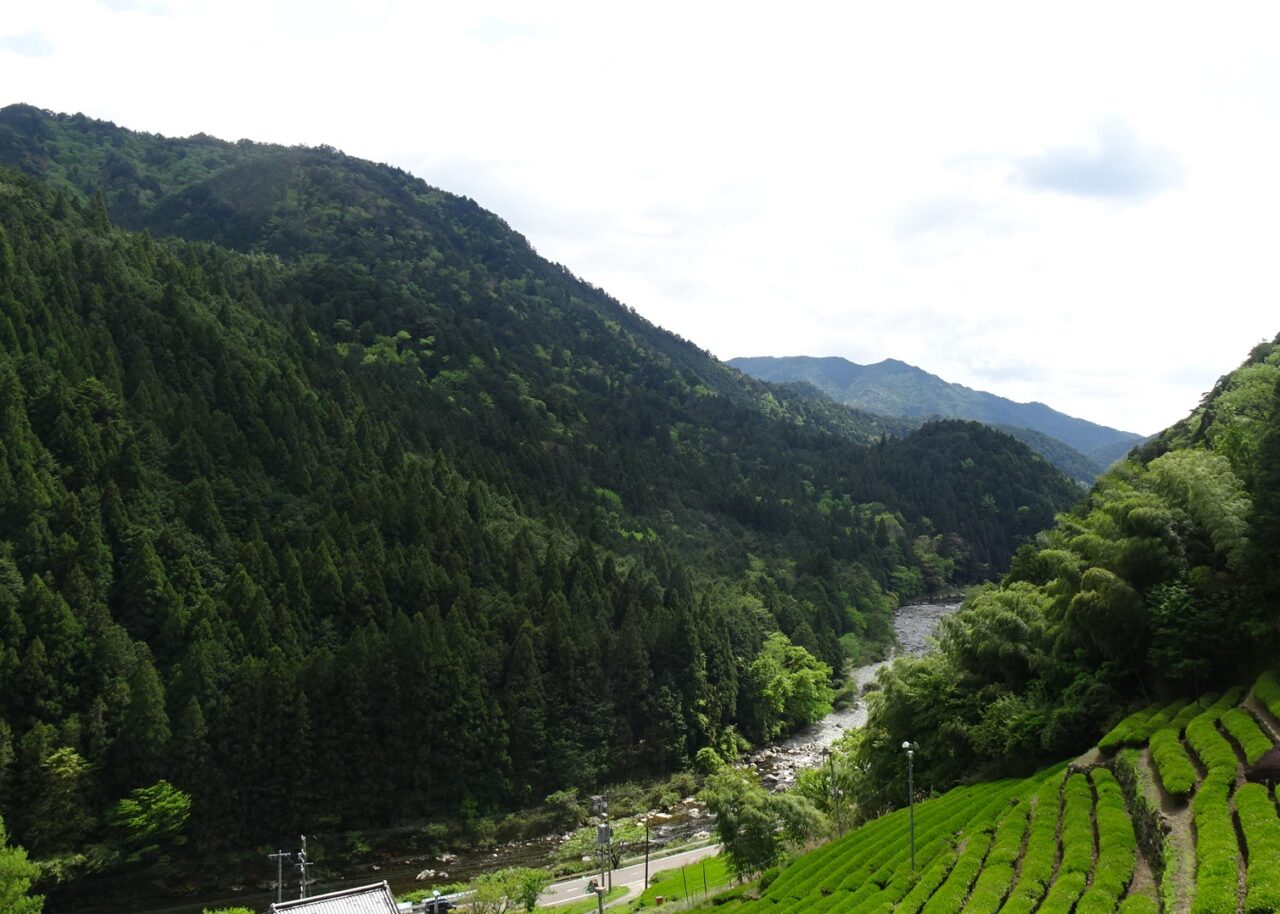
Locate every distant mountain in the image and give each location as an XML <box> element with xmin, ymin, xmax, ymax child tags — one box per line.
<box><xmin>729</xmin><ymin>355</ymin><xmax>1145</xmax><ymax>479</ymax></box>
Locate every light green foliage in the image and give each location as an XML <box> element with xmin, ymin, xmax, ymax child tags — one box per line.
<box><xmin>919</xmin><ymin>821</ymin><xmax>994</xmax><ymax>914</ymax></box>
<box><xmin>202</xmin><ymin>909</ymin><xmax>255</xmax><ymax>914</ymax></box>
<box><xmin>1099</xmin><ymin>705</ymin><xmax>1157</xmax><ymax>754</ymax></box>
<box><xmin>957</xmin><ymin>798</ymin><xmax>1033</xmax><ymax>914</ymax></box>
<box><xmin>1149</xmin><ymin>728</ymin><xmax>1197</xmax><ymax>801</ymax></box>
<box><xmin>701</xmin><ymin>767</ymin><xmax>826</xmax><ymax>878</ymax></box>
<box><xmin>1161</xmin><ymin>829</ymin><xmax>1184</xmax><ymax>914</ymax></box>
<box><xmin>1147</xmin><ymin>449</ymin><xmax>1252</xmax><ymax>568</ymax></box>
<box><xmin>1168</xmin><ymin>693</ymin><xmax>1219</xmax><ymax>734</ymax></box>
<box><xmin>747</xmin><ymin>633</ymin><xmax>834</xmax><ymax>742</ymax></box>
<box><xmin>1200</xmin><ymin>355</ymin><xmax>1280</xmax><ymax>476</ymax></box>
<box><xmin>1185</xmin><ymin>715</ymin><xmax>1239</xmax><ymax>777</ymax></box>
<box><xmin>1236</xmin><ymin>783</ymin><xmax>1280</xmax><ymax>914</ymax></box>
<box><xmin>1116</xmin><ymin>896</ymin><xmax>1159</xmax><ymax>914</ymax></box>
<box><xmin>1057</xmin><ymin>774</ymin><xmax>1094</xmax><ymax>878</ymax></box>
<box><xmin>749</xmin><ymin>770</ymin><xmax>1045</xmax><ymax>914</ymax></box>
<box><xmin>1251</xmin><ymin>670</ymin><xmax>1280</xmax><ymax>719</ymax></box>
<box><xmin>996</xmin><ymin>773</ymin><xmax>1064</xmax><ymax>914</ymax></box>
<box><xmin>1189</xmin><ymin>775</ymin><xmax>1238</xmax><ymax>914</ymax></box>
<box><xmin>1075</xmin><ymin>769</ymin><xmax>1135</xmax><ymax>914</ymax></box>
<box><xmin>1128</xmin><ymin>698</ymin><xmax>1189</xmax><ymax>743</ymax></box>
<box><xmin>633</xmin><ymin>856</ymin><xmax>730</xmax><ymax>908</ymax></box>
<box><xmin>1035</xmin><ymin>872</ymin><xmax>1087</xmax><ymax>914</ymax></box>
<box><xmin>107</xmin><ymin>779</ymin><xmax>191</xmax><ymax>863</ymax></box>
<box><xmin>0</xmin><ymin>815</ymin><xmax>42</xmax><ymax>914</ymax></box>
<box><xmin>469</xmin><ymin>867</ymin><xmax>553</xmax><ymax>914</ymax></box>
<box><xmin>1220</xmin><ymin>708</ymin><xmax>1272</xmax><ymax>765</ymax></box>
<box><xmin>557</xmin><ymin>818</ymin><xmax>645</xmax><ymax>870</ymax></box>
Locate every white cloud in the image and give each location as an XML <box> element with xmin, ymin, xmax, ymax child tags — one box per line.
<box><xmin>0</xmin><ymin>30</ymin><xmax>53</xmax><ymax>57</ymax></box>
<box><xmin>2</xmin><ymin>1</ymin><xmax>1279</xmax><ymax>434</ymax></box>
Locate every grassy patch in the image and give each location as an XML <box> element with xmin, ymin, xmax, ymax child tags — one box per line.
<box><xmin>633</xmin><ymin>857</ymin><xmax>731</xmax><ymax>909</ymax></box>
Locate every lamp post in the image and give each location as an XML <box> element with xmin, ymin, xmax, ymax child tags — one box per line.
<box><xmin>641</xmin><ymin>815</ymin><xmax>650</xmax><ymax>888</ymax></box>
<box><xmin>901</xmin><ymin>741</ymin><xmax>916</xmax><ymax>873</ymax></box>
<box><xmin>823</xmin><ymin>747</ymin><xmax>843</xmax><ymax>837</ymax></box>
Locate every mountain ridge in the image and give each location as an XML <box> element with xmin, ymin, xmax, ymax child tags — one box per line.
<box><xmin>729</xmin><ymin>354</ymin><xmax>1146</xmax><ymax>478</ymax></box>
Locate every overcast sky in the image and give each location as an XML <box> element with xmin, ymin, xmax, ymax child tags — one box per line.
<box><xmin>4</xmin><ymin>1</ymin><xmax>1279</xmax><ymax>434</ymax></box>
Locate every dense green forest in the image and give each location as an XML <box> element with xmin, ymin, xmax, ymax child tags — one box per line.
<box><xmin>844</xmin><ymin>334</ymin><xmax>1280</xmax><ymax>809</ymax></box>
<box><xmin>0</xmin><ymin>104</ymin><xmax>1079</xmax><ymax>892</ymax></box>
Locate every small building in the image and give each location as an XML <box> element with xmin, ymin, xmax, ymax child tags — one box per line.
<box><xmin>271</xmin><ymin>881</ymin><xmax>400</xmax><ymax>914</ymax></box>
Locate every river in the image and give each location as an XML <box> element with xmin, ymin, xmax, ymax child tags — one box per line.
<box><xmin>744</xmin><ymin>597</ymin><xmax>960</xmax><ymax>791</ymax></box>
<box><xmin>53</xmin><ymin>598</ymin><xmax>960</xmax><ymax>914</ymax></box>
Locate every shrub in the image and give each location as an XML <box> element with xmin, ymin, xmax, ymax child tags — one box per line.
<box><xmin>1150</xmin><ymin>728</ymin><xmax>1197</xmax><ymax>800</ymax></box>
<box><xmin>1057</xmin><ymin>774</ymin><xmax>1093</xmax><ymax>877</ymax></box>
<box><xmin>1076</xmin><ymin>769</ymin><xmax>1136</xmax><ymax>913</ymax></box>
<box><xmin>1252</xmin><ymin>671</ymin><xmax>1280</xmax><ymax>719</ymax></box>
<box><xmin>1236</xmin><ymin>783</ymin><xmax>1280</xmax><ymax>914</ymax></box>
<box><xmin>996</xmin><ymin>774</ymin><xmax>1064</xmax><ymax>914</ymax></box>
<box><xmin>920</xmin><ymin>823</ymin><xmax>993</xmax><ymax>914</ymax></box>
<box><xmin>1117</xmin><ymin>896</ymin><xmax>1160</xmax><ymax>914</ymax></box>
<box><xmin>1186</xmin><ymin>716</ymin><xmax>1238</xmax><ymax>778</ymax></box>
<box><xmin>1221</xmin><ymin>708</ymin><xmax>1273</xmax><ymax>765</ymax></box>
<box><xmin>1100</xmin><ymin>707</ymin><xmax>1156</xmax><ymax>754</ymax></box>
<box><xmin>1129</xmin><ymin>698</ymin><xmax>1189</xmax><ymax>743</ymax></box>
<box><xmin>1035</xmin><ymin>871</ymin><xmax>1087</xmax><ymax>914</ymax></box>
<box><xmin>1167</xmin><ymin>692</ymin><xmax>1219</xmax><ymax>734</ymax></box>
<box><xmin>1209</xmin><ymin>685</ymin><xmax>1246</xmax><ymax>713</ymax></box>
<box><xmin>1189</xmin><ymin>775</ymin><xmax>1239</xmax><ymax>914</ymax></box>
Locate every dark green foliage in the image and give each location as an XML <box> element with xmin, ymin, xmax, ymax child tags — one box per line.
<box><xmin>0</xmin><ymin>103</ymin><xmax>1085</xmax><ymax>879</ymax></box>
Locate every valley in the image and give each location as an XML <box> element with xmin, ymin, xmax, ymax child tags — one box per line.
<box><xmin>0</xmin><ymin>101</ymin><xmax>1276</xmax><ymax>914</ymax></box>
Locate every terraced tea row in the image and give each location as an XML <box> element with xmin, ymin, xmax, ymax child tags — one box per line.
<box><xmin>708</xmin><ymin>671</ymin><xmax>1280</xmax><ymax>914</ymax></box>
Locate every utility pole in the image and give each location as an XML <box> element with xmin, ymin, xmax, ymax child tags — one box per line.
<box><xmin>296</xmin><ymin>835</ymin><xmax>312</xmax><ymax>900</ymax></box>
<box><xmin>592</xmin><ymin>795</ymin><xmax>610</xmax><ymax>906</ymax></box>
<box><xmin>268</xmin><ymin>849</ymin><xmax>290</xmax><ymax>904</ymax></box>
<box><xmin>901</xmin><ymin>742</ymin><xmax>916</xmax><ymax>873</ymax></box>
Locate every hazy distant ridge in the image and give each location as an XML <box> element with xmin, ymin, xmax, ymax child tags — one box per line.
<box><xmin>730</xmin><ymin>355</ymin><xmax>1145</xmax><ymax>474</ymax></box>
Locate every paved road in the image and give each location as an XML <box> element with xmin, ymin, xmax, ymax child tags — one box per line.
<box><xmin>541</xmin><ymin>844</ymin><xmax>723</xmax><ymax>907</ymax></box>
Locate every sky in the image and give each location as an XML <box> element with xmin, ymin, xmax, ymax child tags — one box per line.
<box><xmin>3</xmin><ymin>2</ymin><xmax>1280</xmax><ymax>434</ymax></box>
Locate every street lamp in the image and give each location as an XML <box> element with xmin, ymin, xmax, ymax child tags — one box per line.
<box><xmin>822</xmin><ymin>747</ymin><xmax>843</xmax><ymax>837</ymax></box>
<box><xmin>901</xmin><ymin>741</ymin><xmax>916</xmax><ymax>873</ymax></box>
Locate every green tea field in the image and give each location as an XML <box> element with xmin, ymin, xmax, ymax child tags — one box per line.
<box><xmin>705</xmin><ymin>671</ymin><xmax>1280</xmax><ymax>914</ymax></box>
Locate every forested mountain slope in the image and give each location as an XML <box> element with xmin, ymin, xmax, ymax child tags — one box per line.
<box><xmin>730</xmin><ymin>355</ymin><xmax>1145</xmax><ymax>479</ymax></box>
<box><xmin>851</xmin><ymin>335</ymin><xmax>1280</xmax><ymax>803</ymax></box>
<box><xmin>0</xmin><ymin>105</ymin><xmax>1078</xmax><ymax>877</ymax></box>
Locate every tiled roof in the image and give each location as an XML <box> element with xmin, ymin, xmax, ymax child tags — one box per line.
<box><xmin>271</xmin><ymin>881</ymin><xmax>400</xmax><ymax>914</ymax></box>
